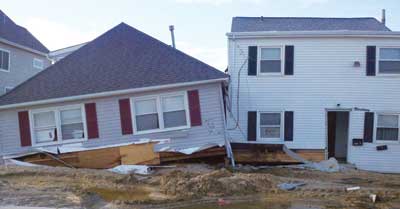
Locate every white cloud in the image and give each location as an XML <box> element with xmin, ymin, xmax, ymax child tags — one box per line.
<box><xmin>22</xmin><ymin>17</ymin><xmax>97</xmax><ymax>51</ymax></box>
<box><xmin>177</xmin><ymin>41</ymin><xmax>227</xmax><ymax>71</ymax></box>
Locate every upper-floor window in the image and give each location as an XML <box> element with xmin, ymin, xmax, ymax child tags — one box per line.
<box><xmin>132</xmin><ymin>92</ymin><xmax>189</xmax><ymax>134</ymax></box>
<box><xmin>378</xmin><ymin>48</ymin><xmax>400</xmax><ymax>75</ymax></box>
<box><xmin>259</xmin><ymin>47</ymin><xmax>283</xmax><ymax>74</ymax></box>
<box><xmin>0</xmin><ymin>49</ymin><xmax>10</xmax><ymax>72</ymax></box>
<box><xmin>33</xmin><ymin>58</ymin><xmax>44</xmax><ymax>70</ymax></box>
<box><xmin>4</xmin><ymin>86</ymin><xmax>13</xmax><ymax>93</ymax></box>
<box><xmin>31</xmin><ymin>105</ymin><xmax>86</xmax><ymax>146</ymax></box>
<box><xmin>376</xmin><ymin>114</ymin><xmax>399</xmax><ymax>142</ymax></box>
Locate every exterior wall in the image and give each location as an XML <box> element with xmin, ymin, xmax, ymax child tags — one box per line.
<box><xmin>0</xmin><ymin>41</ymin><xmax>51</xmax><ymax>95</ymax></box>
<box><xmin>227</xmin><ymin>36</ymin><xmax>400</xmax><ymax>172</ymax></box>
<box><xmin>0</xmin><ymin>82</ymin><xmax>226</xmax><ymax>155</ymax></box>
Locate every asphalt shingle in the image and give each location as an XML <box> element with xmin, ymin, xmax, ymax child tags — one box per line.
<box><xmin>231</xmin><ymin>17</ymin><xmax>391</xmax><ymax>32</ymax></box>
<box><xmin>0</xmin><ymin>22</ymin><xmax>227</xmax><ymax>106</ymax></box>
<box><xmin>0</xmin><ymin>10</ymin><xmax>49</xmax><ymax>53</ymax></box>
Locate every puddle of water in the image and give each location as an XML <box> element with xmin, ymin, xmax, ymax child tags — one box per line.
<box><xmin>179</xmin><ymin>200</ymin><xmax>325</xmax><ymax>209</ymax></box>
<box><xmin>88</xmin><ymin>186</ymin><xmax>151</xmax><ymax>202</ymax></box>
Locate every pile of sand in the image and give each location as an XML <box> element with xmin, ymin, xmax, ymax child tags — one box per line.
<box><xmin>160</xmin><ymin>168</ymin><xmax>276</xmax><ymax>198</ymax></box>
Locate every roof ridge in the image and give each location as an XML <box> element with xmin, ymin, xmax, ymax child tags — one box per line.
<box><xmin>233</xmin><ymin>16</ymin><xmax>377</xmax><ymax>19</ymax></box>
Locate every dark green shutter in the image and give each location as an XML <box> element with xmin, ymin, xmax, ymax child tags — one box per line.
<box><xmin>247</xmin><ymin>111</ymin><xmax>257</xmax><ymax>141</ymax></box>
<box><xmin>284</xmin><ymin>111</ymin><xmax>294</xmax><ymax>141</ymax></box>
<box><xmin>284</xmin><ymin>45</ymin><xmax>294</xmax><ymax>75</ymax></box>
<box><xmin>248</xmin><ymin>46</ymin><xmax>257</xmax><ymax>76</ymax></box>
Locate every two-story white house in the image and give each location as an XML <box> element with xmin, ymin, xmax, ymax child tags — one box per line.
<box><xmin>0</xmin><ymin>10</ymin><xmax>51</xmax><ymax>95</ymax></box>
<box><xmin>226</xmin><ymin>15</ymin><xmax>400</xmax><ymax>173</ymax></box>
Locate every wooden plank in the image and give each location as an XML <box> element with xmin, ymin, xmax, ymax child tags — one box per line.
<box><xmin>119</xmin><ymin>143</ymin><xmax>160</xmax><ymax>165</ymax></box>
<box><xmin>77</xmin><ymin>147</ymin><xmax>121</xmax><ymax>169</ymax></box>
<box><xmin>233</xmin><ymin>148</ymin><xmax>325</xmax><ymax>164</ymax></box>
<box><xmin>20</xmin><ymin>153</ymin><xmax>79</xmax><ymax>167</ymax></box>
<box><xmin>159</xmin><ymin>147</ymin><xmax>225</xmax><ymax>163</ymax></box>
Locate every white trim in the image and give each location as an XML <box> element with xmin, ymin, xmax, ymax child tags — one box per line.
<box><xmin>131</xmin><ymin>91</ymin><xmax>191</xmax><ymax>135</ymax></box>
<box><xmin>374</xmin><ymin>112</ymin><xmax>400</xmax><ymax>144</ymax></box>
<box><xmin>0</xmin><ymin>78</ymin><xmax>228</xmax><ymax>110</ymax></box>
<box><xmin>227</xmin><ymin>31</ymin><xmax>400</xmax><ymax>39</ymax></box>
<box><xmin>33</xmin><ymin>58</ymin><xmax>44</xmax><ymax>70</ymax></box>
<box><xmin>376</xmin><ymin>47</ymin><xmax>400</xmax><ymax>77</ymax></box>
<box><xmin>0</xmin><ymin>48</ymin><xmax>11</xmax><ymax>72</ymax></box>
<box><xmin>0</xmin><ymin>37</ymin><xmax>48</xmax><ymax>56</ymax></box>
<box><xmin>257</xmin><ymin>111</ymin><xmax>284</xmax><ymax>142</ymax></box>
<box><xmin>29</xmin><ymin>104</ymin><xmax>88</xmax><ymax>147</ymax></box>
<box><xmin>257</xmin><ymin>46</ymin><xmax>284</xmax><ymax>76</ymax></box>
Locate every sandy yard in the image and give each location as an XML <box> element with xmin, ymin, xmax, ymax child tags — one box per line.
<box><xmin>0</xmin><ymin>163</ymin><xmax>399</xmax><ymax>209</ymax></box>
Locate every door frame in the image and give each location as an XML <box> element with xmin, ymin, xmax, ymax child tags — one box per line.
<box><xmin>325</xmin><ymin>108</ymin><xmax>351</xmax><ymax>161</ymax></box>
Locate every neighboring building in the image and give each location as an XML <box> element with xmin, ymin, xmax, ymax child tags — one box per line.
<box><xmin>0</xmin><ymin>10</ymin><xmax>51</xmax><ymax>95</ymax></box>
<box><xmin>226</xmin><ymin>16</ymin><xmax>400</xmax><ymax>173</ymax></box>
<box><xmin>49</xmin><ymin>42</ymin><xmax>87</xmax><ymax>63</ymax></box>
<box><xmin>0</xmin><ymin>23</ymin><xmax>227</xmax><ymax>156</ymax></box>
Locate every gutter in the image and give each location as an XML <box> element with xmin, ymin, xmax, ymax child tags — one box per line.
<box><xmin>0</xmin><ymin>37</ymin><xmax>48</xmax><ymax>56</ymax></box>
<box><xmin>226</xmin><ymin>30</ymin><xmax>400</xmax><ymax>39</ymax></box>
<box><xmin>0</xmin><ymin>78</ymin><xmax>229</xmax><ymax>110</ymax></box>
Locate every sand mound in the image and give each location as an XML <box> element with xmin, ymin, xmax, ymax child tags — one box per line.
<box><xmin>160</xmin><ymin>168</ymin><xmax>275</xmax><ymax>198</ymax></box>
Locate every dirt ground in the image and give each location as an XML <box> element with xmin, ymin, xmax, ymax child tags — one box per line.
<box><xmin>0</xmin><ymin>163</ymin><xmax>399</xmax><ymax>209</ymax></box>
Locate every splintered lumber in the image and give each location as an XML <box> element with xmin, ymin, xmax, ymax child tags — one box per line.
<box><xmin>231</xmin><ymin>143</ymin><xmax>325</xmax><ymax>164</ymax></box>
<box><xmin>120</xmin><ymin>142</ymin><xmax>160</xmax><ymax>165</ymax></box>
<box><xmin>159</xmin><ymin>146</ymin><xmax>226</xmax><ymax>163</ymax></box>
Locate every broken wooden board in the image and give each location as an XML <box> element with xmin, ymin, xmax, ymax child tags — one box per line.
<box><xmin>231</xmin><ymin>142</ymin><xmax>324</xmax><ymax>164</ymax></box>
<box><xmin>159</xmin><ymin>146</ymin><xmax>226</xmax><ymax>163</ymax></box>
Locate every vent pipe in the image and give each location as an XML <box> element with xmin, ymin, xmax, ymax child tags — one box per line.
<box><xmin>169</xmin><ymin>25</ymin><xmax>176</xmax><ymax>48</ymax></box>
<box><xmin>381</xmin><ymin>9</ymin><xmax>386</xmax><ymax>25</ymax></box>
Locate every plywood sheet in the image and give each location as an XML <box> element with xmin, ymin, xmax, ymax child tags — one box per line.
<box><xmin>120</xmin><ymin>143</ymin><xmax>160</xmax><ymax>165</ymax></box>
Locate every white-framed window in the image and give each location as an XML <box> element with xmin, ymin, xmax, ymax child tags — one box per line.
<box><xmin>33</xmin><ymin>58</ymin><xmax>44</xmax><ymax>70</ymax></box>
<box><xmin>258</xmin><ymin>47</ymin><xmax>283</xmax><ymax>75</ymax></box>
<box><xmin>4</xmin><ymin>86</ymin><xmax>13</xmax><ymax>93</ymax></box>
<box><xmin>378</xmin><ymin>47</ymin><xmax>400</xmax><ymax>75</ymax></box>
<box><xmin>0</xmin><ymin>49</ymin><xmax>10</xmax><ymax>72</ymax></box>
<box><xmin>30</xmin><ymin>105</ymin><xmax>87</xmax><ymax>146</ymax></box>
<box><xmin>258</xmin><ymin>112</ymin><xmax>282</xmax><ymax>140</ymax></box>
<box><xmin>375</xmin><ymin>113</ymin><xmax>399</xmax><ymax>142</ymax></box>
<box><xmin>132</xmin><ymin>92</ymin><xmax>190</xmax><ymax>134</ymax></box>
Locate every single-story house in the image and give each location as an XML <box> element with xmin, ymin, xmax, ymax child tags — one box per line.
<box><xmin>0</xmin><ymin>23</ymin><xmax>228</xmax><ymax>158</ymax></box>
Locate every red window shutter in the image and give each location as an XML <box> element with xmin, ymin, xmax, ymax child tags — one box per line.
<box><xmin>85</xmin><ymin>103</ymin><xmax>99</xmax><ymax>139</ymax></box>
<box><xmin>119</xmin><ymin>99</ymin><xmax>133</xmax><ymax>135</ymax></box>
<box><xmin>18</xmin><ymin>111</ymin><xmax>32</xmax><ymax>147</ymax></box>
<box><xmin>188</xmin><ymin>90</ymin><xmax>202</xmax><ymax>126</ymax></box>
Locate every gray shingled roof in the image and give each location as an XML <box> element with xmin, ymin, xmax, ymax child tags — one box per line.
<box><xmin>0</xmin><ymin>10</ymin><xmax>49</xmax><ymax>53</ymax></box>
<box><xmin>0</xmin><ymin>23</ymin><xmax>227</xmax><ymax>106</ymax></box>
<box><xmin>231</xmin><ymin>17</ymin><xmax>391</xmax><ymax>32</ymax></box>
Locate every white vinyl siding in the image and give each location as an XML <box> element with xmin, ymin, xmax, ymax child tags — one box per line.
<box><xmin>378</xmin><ymin>47</ymin><xmax>400</xmax><ymax>75</ymax></box>
<box><xmin>0</xmin><ymin>49</ymin><xmax>10</xmax><ymax>72</ymax></box>
<box><xmin>30</xmin><ymin>105</ymin><xmax>87</xmax><ymax>146</ymax></box>
<box><xmin>132</xmin><ymin>92</ymin><xmax>190</xmax><ymax>134</ymax></box>
<box><xmin>33</xmin><ymin>58</ymin><xmax>44</xmax><ymax>70</ymax></box>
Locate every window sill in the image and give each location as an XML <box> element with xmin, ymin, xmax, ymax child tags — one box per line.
<box><xmin>33</xmin><ymin>138</ymin><xmax>87</xmax><ymax>147</ymax></box>
<box><xmin>374</xmin><ymin>140</ymin><xmax>399</xmax><ymax>145</ymax></box>
<box><xmin>257</xmin><ymin>73</ymin><xmax>284</xmax><ymax>77</ymax></box>
<box><xmin>134</xmin><ymin>125</ymin><xmax>190</xmax><ymax>136</ymax></box>
<box><xmin>0</xmin><ymin>69</ymin><xmax>10</xmax><ymax>73</ymax></box>
<box><xmin>376</xmin><ymin>73</ymin><xmax>400</xmax><ymax>77</ymax></box>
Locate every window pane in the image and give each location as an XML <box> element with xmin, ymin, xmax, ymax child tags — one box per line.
<box><xmin>162</xmin><ymin>95</ymin><xmax>184</xmax><ymax>112</ymax></box>
<box><xmin>35</xmin><ymin>128</ymin><xmax>56</xmax><ymax>143</ymax></box>
<box><xmin>379</xmin><ymin>61</ymin><xmax>400</xmax><ymax>74</ymax></box>
<box><xmin>135</xmin><ymin>99</ymin><xmax>157</xmax><ymax>115</ymax></box>
<box><xmin>260</xmin><ymin>60</ymin><xmax>281</xmax><ymax>73</ymax></box>
<box><xmin>380</xmin><ymin>48</ymin><xmax>400</xmax><ymax>60</ymax></box>
<box><xmin>33</xmin><ymin>59</ymin><xmax>43</xmax><ymax>69</ymax></box>
<box><xmin>260</xmin><ymin>113</ymin><xmax>281</xmax><ymax>125</ymax></box>
<box><xmin>1</xmin><ymin>51</ymin><xmax>9</xmax><ymax>70</ymax></box>
<box><xmin>164</xmin><ymin>110</ymin><xmax>187</xmax><ymax>128</ymax></box>
<box><xmin>34</xmin><ymin>111</ymin><xmax>56</xmax><ymax>128</ymax></box>
<box><xmin>261</xmin><ymin>48</ymin><xmax>281</xmax><ymax>60</ymax></box>
<box><xmin>377</xmin><ymin>128</ymin><xmax>399</xmax><ymax>141</ymax></box>
<box><xmin>62</xmin><ymin>123</ymin><xmax>84</xmax><ymax>140</ymax></box>
<box><xmin>260</xmin><ymin>127</ymin><xmax>280</xmax><ymax>138</ymax></box>
<box><xmin>136</xmin><ymin>113</ymin><xmax>159</xmax><ymax>131</ymax></box>
<box><xmin>61</xmin><ymin>109</ymin><xmax>82</xmax><ymax>124</ymax></box>
<box><xmin>378</xmin><ymin>115</ymin><xmax>398</xmax><ymax>128</ymax></box>
<box><xmin>0</xmin><ymin>51</ymin><xmax>3</xmax><ymax>69</ymax></box>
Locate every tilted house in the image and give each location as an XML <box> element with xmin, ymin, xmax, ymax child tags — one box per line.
<box><xmin>0</xmin><ymin>23</ymin><xmax>228</xmax><ymax>157</ymax></box>
<box><xmin>226</xmin><ymin>16</ymin><xmax>400</xmax><ymax>172</ymax></box>
<box><xmin>0</xmin><ymin>10</ymin><xmax>51</xmax><ymax>95</ymax></box>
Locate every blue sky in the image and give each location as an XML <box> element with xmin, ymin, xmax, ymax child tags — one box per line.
<box><xmin>2</xmin><ymin>0</ymin><xmax>399</xmax><ymax>70</ymax></box>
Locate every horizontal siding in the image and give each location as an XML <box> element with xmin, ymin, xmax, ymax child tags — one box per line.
<box><xmin>0</xmin><ymin>83</ymin><xmax>225</xmax><ymax>155</ymax></box>
<box><xmin>227</xmin><ymin>37</ymin><xmax>400</xmax><ymax>172</ymax></box>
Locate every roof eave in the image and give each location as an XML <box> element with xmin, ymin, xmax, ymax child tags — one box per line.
<box><xmin>0</xmin><ymin>37</ymin><xmax>49</xmax><ymax>56</ymax></box>
<box><xmin>226</xmin><ymin>30</ymin><xmax>400</xmax><ymax>39</ymax></box>
<box><xmin>0</xmin><ymin>77</ymin><xmax>228</xmax><ymax>111</ymax></box>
